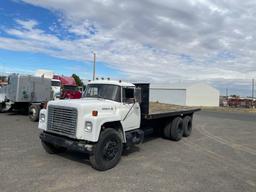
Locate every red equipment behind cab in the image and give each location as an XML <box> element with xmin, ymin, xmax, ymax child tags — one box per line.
<box><xmin>53</xmin><ymin>75</ymin><xmax>82</xmax><ymax>99</ymax></box>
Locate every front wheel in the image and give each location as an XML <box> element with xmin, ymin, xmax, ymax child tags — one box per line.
<box><xmin>90</xmin><ymin>128</ymin><xmax>123</xmax><ymax>171</ymax></box>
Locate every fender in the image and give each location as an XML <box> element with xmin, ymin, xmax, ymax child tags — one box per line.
<box><xmin>95</xmin><ymin>114</ymin><xmax>126</xmax><ymax>143</ymax></box>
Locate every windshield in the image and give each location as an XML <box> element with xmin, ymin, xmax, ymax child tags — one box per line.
<box><xmin>51</xmin><ymin>81</ymin><xmax>61</xmax><ymax>86</ymax></box>
<box><xmin>63</xmin><ymin>85</ymin><xmax>78</xmax><ymax>91</ymax></box>
<box><xmin>84</xmin><ymin>84</ymin><xmax>121</xmax><ymax>102</ymax></box>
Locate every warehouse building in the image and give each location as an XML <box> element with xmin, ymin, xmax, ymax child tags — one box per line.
<box><xmin>150</xmin><ymin>83</ymin><xmax>220</xmax><ymax>107</ymax></box>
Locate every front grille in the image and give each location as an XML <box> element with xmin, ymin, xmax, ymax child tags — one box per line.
<box><xmin>47</xmin><ymin>105</ymin><xmax>77</xmax><ymax>137</ymax></box>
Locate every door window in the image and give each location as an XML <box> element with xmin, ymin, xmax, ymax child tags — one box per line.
<box><xmin>123</xmin><ymin>88</ymin><xmax>135</xmax><ymax>103</ymax></box>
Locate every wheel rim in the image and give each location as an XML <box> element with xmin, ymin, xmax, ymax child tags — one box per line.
<box><xmin>103</xmin><ymin>138</ymin><xmax>119</xmax><ymax>161</ymax></box>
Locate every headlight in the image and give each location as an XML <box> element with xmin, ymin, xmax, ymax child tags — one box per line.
<box><xmin>40</xmin><ymin>113</ymin><xmax>45</xmax><ymax>122</ymax></box>
<box><xmin>85</xmin><ymin>121</ymin><xmax>93</xmax><ymax>132</ymax></box>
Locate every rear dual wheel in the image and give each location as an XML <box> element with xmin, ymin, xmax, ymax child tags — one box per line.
<box><xmin>164</xmin><ymin>117</ymin><xmax>184</xmax><ymax>141</ymax></box>
<box><xmin>163</xmin><ymin>116</ymin><xmax>192</xmax><ymax>141</ymax></box>
<box><xmin>182</xmin><ymin>116</ymin><xmax>192</xmax><ymax>137</ymax></box>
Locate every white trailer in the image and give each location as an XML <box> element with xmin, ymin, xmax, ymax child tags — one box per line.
<box><xmin>0</xmin><ymin>74</ymin><xmax>52</xmax><ymax>121</ymax></box>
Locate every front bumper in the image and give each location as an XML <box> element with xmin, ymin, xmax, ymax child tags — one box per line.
<box><xmin>40</xmin><ymin>132</ymin><xmax>93</xmax><ymax>154</ymax></box>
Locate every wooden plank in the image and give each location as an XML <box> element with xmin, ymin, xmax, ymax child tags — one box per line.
<box><xmin>149</xmin><ymin>102</ymin><xmax>196</xmax><ymax>114</ymax></box>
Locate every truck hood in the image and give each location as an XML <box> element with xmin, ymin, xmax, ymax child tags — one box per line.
<box><xmin>47</xmin><ymin>98</ymin><xmax>118</xmax><ymax>115</ymax></box>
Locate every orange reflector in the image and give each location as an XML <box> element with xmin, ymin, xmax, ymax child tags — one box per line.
<box><xmin>92</xmin><ymin>110</ymin><xmax>98</xmax><ymax>116</ymax></box>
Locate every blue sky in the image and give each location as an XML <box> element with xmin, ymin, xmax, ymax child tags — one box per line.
<box><xmin>0</xmin><ymin>49</ymin><xmax>123</xmax><ymax>79</ymax></box>
<box><xmin>0</xmin><ymin>0</ymin><xmax>255</xmax><ymax>96</ymax></box>
<box><xmin>0</xmin><ymin>0</ymin><xmax>123</xmax><ymax>79</ymax></box>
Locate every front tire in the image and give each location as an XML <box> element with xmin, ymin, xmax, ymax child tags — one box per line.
<box><xmin>90</xmin><ymin>128</ymin><xmax>123</xmax><ymax>171</ymax></box>
<box><xmin>41</xmin><ymin>140</ymin><xmax>67</xmax><ymax>154</ymax></box>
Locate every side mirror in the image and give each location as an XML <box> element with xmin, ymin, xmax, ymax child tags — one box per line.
<box><xmin>135</xmin><ymin>88</ymin><xmax>142</xmax><ymax>103</ymax></box>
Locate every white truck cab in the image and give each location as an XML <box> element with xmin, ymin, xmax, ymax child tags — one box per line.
<box><xmin>51</xmin><ymin>79</ymin><xmax>61</xmax><ymax>100</ymax></box>
<box><xmin>39</xmin><ymin>80</ymin><xmax>141</xmax><ymax>141</ymax></box>
<box><xmin>39</xmin><ymin>80</ymin><xmax>143</xmax><ymax>170</ymax></box>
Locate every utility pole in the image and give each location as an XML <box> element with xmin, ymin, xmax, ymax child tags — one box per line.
<box><xmin>93</xmin><ymin>53</ymin><xmax>96</xmax><ymax>80</ymax></box>
<box><xmin>252</xmin><ymin>78</ymin><xmax>255</xmax><ymax>107</ymax></box>
<box><xmin>226</xmin><ymin>88</ymin><xmax>229</xmax><ymax>98</ymax></box>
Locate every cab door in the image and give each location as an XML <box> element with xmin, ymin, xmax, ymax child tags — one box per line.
<box><xmin>120</xmin><ymin>87</ymin><xmax>141</xmax><ymax>131</ymax></box>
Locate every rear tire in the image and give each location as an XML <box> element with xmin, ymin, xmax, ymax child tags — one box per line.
<box><xmin>170</xmin><ymin>117</ymin><xmax>184</xmax><ymax>141</ymax></box>
<box><xmin>183</xmin><ymin>116</ymin><xmax>192</xmax><ymax>137</ymax></box>
<box><xmin>90</xmin><ymin>128</ymin><xmax>123</xmax><ymax>171</ymax></box>
<box><xmin>163</xmin><ymin>120</ymin><xmax>172</xmax><ymax>139</ymax></box>
<box><xmin>41</xmin><ymin>140</ymin><xmax>66</xmax><ymax>154</ymax></box>
<box><xmin>29</xmin><ymin>104</ymin><xmax>40</xmax><ymax>122</ymax></box>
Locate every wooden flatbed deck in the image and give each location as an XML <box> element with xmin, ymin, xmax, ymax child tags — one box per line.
<box><xmin>144</xmin><ymin>102</ymin><xmax>200</xmax><ymax>119</ymax></box>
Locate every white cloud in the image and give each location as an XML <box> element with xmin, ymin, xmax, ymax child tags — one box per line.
<box><xmin>15</xmin><ymin>19</ymin><xmax>38</xmax><ymax>30</ymax></box>
<box><xmin>0</xmin><ymin>0</ymin><xmax>256</xmax><ymax>94</ymax></box>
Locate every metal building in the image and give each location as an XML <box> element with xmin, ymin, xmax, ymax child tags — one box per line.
<box><xmin>150</xmin><ymin>83</ymin><xmax>220</xmax><ymax>107</ymax></box>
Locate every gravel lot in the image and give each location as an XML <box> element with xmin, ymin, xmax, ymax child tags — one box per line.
<box><xmin>0</xmin><ymin>111</ymin><xmax>256</xmax><ymax>192</ymax></box>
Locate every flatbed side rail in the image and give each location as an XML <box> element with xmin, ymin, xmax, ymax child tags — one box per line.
<box><xmin>143</xmin><ymin>108</ymin><xmax>201</xmax><ymax>120</ymax></box>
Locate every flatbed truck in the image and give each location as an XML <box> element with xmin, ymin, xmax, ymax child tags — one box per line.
<box><xmin>38</xmin><ymin>80</ymin><xmax>200</xmax><ymax>171</ymax></box>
